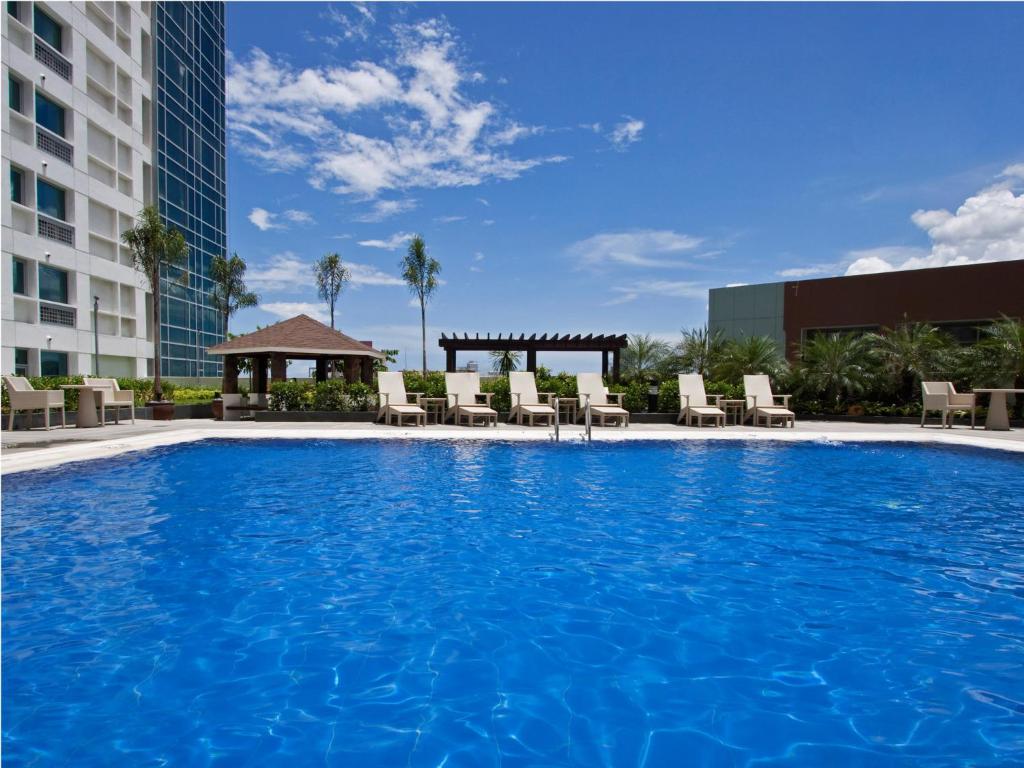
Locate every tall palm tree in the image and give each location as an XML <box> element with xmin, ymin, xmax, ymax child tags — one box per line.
<box><xmin>401</xmin><ymin>235</ymin><xmax>441</xmax><ymax>375</ymax></box>
<box><xmin>313</xmin><ymin>253</ymin><xmax>350</xmax><ymax>329</ymax></box>
<box><xmin>121</xmin><ymin>206</ymin><xmax>187</xmax><ymax>402</ymax></box>
<box><xmin>677</xmin><ymin>325</ymin><xmax>726</xmax><ymax>375</ymax></box>
<box><xmin>622</xmin><ymin>334</ymin><xmax>671</xmax><ymax>381</ymax></box>
<box><xmin>489</xmin><ymin>349</ymin><xmax>521</xmax><ymax>375</ymax></box>
<box><xmin>867</xmin><ymin>322</ymin><xmax>952</xmax><ymax>400</ymax></box>
<box><xmin>210</xmin><ymin>252</ymin><xmax>259</xmax><ymax>336</ymax></box>
<box><xmin>797</xmin><ymin>332</ymin><xmax>874</xmax><ymax>406</ymax></box>
<box><xmin>977</xmin><ymin>315</ymin><xmax>1024</xmax><ymax>389</ymax></box>
<box><xmin>713</xmin><ymin>335</ymin><xmax>784</xmax><ymax>384</ymax></box>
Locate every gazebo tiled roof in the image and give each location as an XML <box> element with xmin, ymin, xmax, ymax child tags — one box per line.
<box><xmin>207</xmin><ymin>314</ymin><xmax>383</xmax><ymax>358</ymax></box>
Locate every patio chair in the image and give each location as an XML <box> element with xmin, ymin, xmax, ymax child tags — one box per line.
<box><xmin>921</xmin><ymin>381</ymin><xmax>976</xmax><ymax>429</ymax></box>
<box><xmin>377</xmin><ymin>371</ymin><xmax>426</xmax><ymax>426</ymax></box>
<box><xmin>84</xmin><ymin>377</ymin><xmax>135</xmax><ymax>425</ymax></box>
<box><xmin>445</xmin><ymin>372</ymin><xmax>497</xmax><ymax>427</ymax></box>
<box><xmin>508</xmin><ymin>371</ymin><xmax>556</xmax><ymax>426</ymax></box>
<box><xmin>3</xmin><ymin>374</ymin><xmax>65</xmax><ymax>431</ymax></box>
<box><xmin>677</xmin><ymin>373</ymin><xmax>725</xmax><ymax>427</ymax></box>
<box><xmin>743</xmin><ymin>374</ymin><xmax>795</xmax><ymax>428</ymax></box>
<box><xmin>576</xmin><ymin>373</ymin><xmax>629</xmax><ymax>427</ymax></box>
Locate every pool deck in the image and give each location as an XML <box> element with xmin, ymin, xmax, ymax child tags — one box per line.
<box><xmin>1</xmin><ymin>418</ymin><xmax>1021</xmax><ymax>474</ymax></box>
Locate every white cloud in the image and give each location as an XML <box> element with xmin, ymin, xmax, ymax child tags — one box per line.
<box><xmin>358</xmin><ymin>232</ymin><xmax>414</xmax><ymax>250</ymax></box>
<box><xmin>248</xmin><ymin>207</ymin><xmax>314</xmax><ymax>231</ymax></box>
<box><xmin>605</xmin><ymin>280</ymin><xmax>707</xmax><ymax>305</ymax></box>
<box><xmin>262</xmin><ymin>301</ymin><xmax>329</xmax><ymax>323</ymax></box>
<box><xmin>776</xmin><ymin>265</ymin><xmax>835</xmax><ymax>278</ymax></box>
<box><xmin>481</xmin><ymin>219</ymin><xmax>495</xmax><ymax>226</ymax></box>
<box><xmin>845</xmin><ymin>168</ymin><xmax>1024</xmax><ymax>275</ymax></box>
<box><xmin>436</xmin><ymin>215</ymin><xmax>466</xmax><ymax>223</ymax></box>
<box><xmin>227</xmin><ymin>20</ymin><xmax>566</xmax><ymax>198</ymax></box>
<box><xmin>348</xmin><ymin>262</ymin><xmax>405</xmax><ymax>287</ymax></box>
<box><xmin>354</xmin><ymin>199</ymin><xmax>417</xmax><ymax>223</ymax></box>
<box><xmin>568</xmin><ymin>229</ymin><xmax>705</xmax><ymax>269</ymax></box>
<box><xmin>477</xmin><ymin>197</ymin><xmax>490</xmax><ymax>206</ymax></box>
<box><xmin>247</xmin><ymin>252</ymin><xmax>315</xmax><ymax>291</ymax></box>
<box><xmin>474</xmin><ymin>251</ymin><xmax>485</xmax><ymax>261</ymax></box>
<box><xmin>608</xmin><ymin>117</ymin><xmax>644</xmax><ymax>150</ymax></box>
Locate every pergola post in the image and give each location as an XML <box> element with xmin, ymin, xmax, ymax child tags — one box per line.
<box><xmin>601</xmin><ymin>350</ymin><xmax>609</xmax><ymax>378</ymax></box>
<box><xmin>315</xmin><ymin>358</ymin><xmax>327</xmax><ymax>383</ymax></box>
<box><xmin>526</xmin><ymin>349</ymin><xmax>537</xmax><ymax>372</ymax></box>
<box><xmin>270</xmin><ymin>353</ymin><xmax>287</xmax><ymax>385</ymax></box>
<box><xmin>222</xmin><ymin>355</ymin><xmax>239</xmax><ymax>394</ymax></box>
<box><xmin>612</xmin><ymin>350</ymin><xmax>621</xmax><ymax>383</ymax></box>
<box><xmin>446</xmin><ymin>348</ymin><xmax>456</xmax><ymax>372</ymax></box>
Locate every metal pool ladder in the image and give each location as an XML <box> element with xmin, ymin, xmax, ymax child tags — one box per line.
<box><xmin>549</xmin><ymin>396</ymin><xmax>592</xmax><ymax>443</ymax></box>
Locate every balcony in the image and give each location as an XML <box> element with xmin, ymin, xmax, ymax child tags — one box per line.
<box><xmin>34</xmin><ymin>37</ymin><xmax>72</xmax><ymax>81</ymax></box>
<box><xmin>39</xmin><ymin>301</ymin><xmax>76</xmax><ymax>328</ymax></box>
<box><xmin>36</xmin><ymin>126</ymin><xmax>73</xmax><ymax>164</ymax></box>
<box><xmin>38</xmin><ymin>214</ymin><xmax>75</xmax><ymax>246</ymax></box>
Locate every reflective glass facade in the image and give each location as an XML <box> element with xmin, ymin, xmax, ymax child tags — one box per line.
<box><xmin>154</xmin><ymin>1</ymin><xmax>226</xmax><ymax>377</ymax></box>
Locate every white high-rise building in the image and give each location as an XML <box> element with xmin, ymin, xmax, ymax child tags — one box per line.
<box><xmin>3</xmin><ymin>2</ymin><xmax>174</xmax><ymax>379</ymax></box>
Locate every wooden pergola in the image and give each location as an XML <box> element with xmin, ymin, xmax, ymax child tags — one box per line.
<box><xmin>207</xmin><ymin>314</ymin><xmax>384</xmax><ymax>394</ymax></box>
<box><xmin>439</xmin><ymin>332</ymin><xmax>628</xmax><ymax>381</ymax></box>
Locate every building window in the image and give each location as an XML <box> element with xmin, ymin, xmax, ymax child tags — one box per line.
<box><xmin>38</xmin><ymin>264</ymin><xmax>68</xmax><ymax>304</ymax></box>
<box><xmin>33</xmin><ymin>6</ymin><xmax>63</xmax><ymax>51</ymax></box>
<box><xmin>11</xmin><ymin>167</ymin><xmax>25</xmax><ymax>204</ymax></box>
<box><xmin>14</xmin><ymin>348</ymin><xmax>29</xmax><ymax>376</ymax></box>
<box><xmin>40</xmin><ymin>350</ymin><xmax>68</xmax><ymax>376</ymax></box>
<box><xmin>13</xmin><ymin>257</ymin><xmax>27</xmax><ymax>295</ymax></box>
<box><xmin>36</xmin><ymin>179</ymin><xmax>66</xmax><ymax>220</ymax></box>
<box><xmin>8</xmin><ymin>74</ymin><xmax>22</xmax><ymax>112</ymax></box>
<box><xmin>35</xmin><ymin>92</ymin><xmax>66</xmax><ymax>137</ymax></box>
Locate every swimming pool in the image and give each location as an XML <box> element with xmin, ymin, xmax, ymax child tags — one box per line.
<box><xmin>3</xmin><ymin>439</ymin><xmax>1022</xmax><ymax>766</ymax></box>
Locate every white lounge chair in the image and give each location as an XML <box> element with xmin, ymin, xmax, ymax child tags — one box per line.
<box><xmin>445</xmin><ymin>372</ymin><xmax>497</xmax><ymax>427</ymax></box>
<box><xmin>576</xmin><ymin>373</ymin><xmax>629</xmax><ymax>427</ymax></box>
<box><xmin>921</xmin><ymin>381</ymin><xmax>976</xmax><ymax>429</ymax></box>
<box><xmin>677</xmin><ymin>373</ymin><xmax>725</xmax><ymax>427</ymax></box>
<box><xmin>377</xmin><ymin>371</ymin><xmax>426</xmax><ymax>426</ymax></box>
<box><xmin>3</xmin><ymin>374</ymin><xmax>66</xmax><ymax>430</ymax></box>
<box><xmin>743</xmin><ymin>374</ymin><xmax>795</xmax><ymax>428</ymax></box>
<box><xmin>84</xmin><ymin>377</ymin><xmax>135</xmax><ymax>425</ymax></box>
<box><xmin>508</xmin><ymin>371</ymin><xmax>556</xmax><ymax>426</ymax></box>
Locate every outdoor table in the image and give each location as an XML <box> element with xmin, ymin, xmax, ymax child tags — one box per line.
<box><xmin>720</xmin><ymin>398</ymin><xmax>746</xmax><ymax>426</ymax></box>
<box><xmin>972</xmin><ymin>388</ymin><xmax>1024</xmax><ymax>431</ymax></box>
<box><xmin>557</xmin><ymin>398</ymin><xmax>578</xmax><ymax>425</ymax></box>
<box><xmin>419</xmin><ymin>397</ymin><xmax>447</xmax><ymax>425</ymax></box>
<box><xmin>60</xmin><ymin>384</ymin><xmax>101</xmax><ymax>428</ymax></box>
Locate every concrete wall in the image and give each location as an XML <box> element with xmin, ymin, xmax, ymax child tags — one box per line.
<box><xmin>708</xmin><ymin>282</ymin><xmax>786</xmax><ymax>351</ymax></box>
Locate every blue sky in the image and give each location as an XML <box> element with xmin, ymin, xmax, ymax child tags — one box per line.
<box><xmin>225</xmin><ymin>2</ymin><xmax>1024</xmax><ymax>372</ymax></box>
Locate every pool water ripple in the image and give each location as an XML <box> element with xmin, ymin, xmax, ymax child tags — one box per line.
<box><xmin>2</xmin><ymin>439</ymin><xmax>1023</xmax><ymax>766</ymax></box>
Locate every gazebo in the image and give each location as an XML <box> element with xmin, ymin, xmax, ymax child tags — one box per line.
<box><xmin>438</xmin><ymin>332</ymin><xmax>629</xmax><ymax>381</ymax></box>
<box><xmin>207</xmin><ymin>314</ymin><xmax>384</xmax><ymax>395</ymax></box>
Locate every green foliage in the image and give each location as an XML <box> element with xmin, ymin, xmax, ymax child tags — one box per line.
<box><xmin>623</xmin><ymin>379</ymin><xmax>649</xmax><ymax>412</ymax></box>
<box><xmin>796</xmin><ymin>332</ymin><xmax>875</xmax><ymax>405</ymax></box>
<box><xmin>268</xmin><ymin>379</ymin><xmax>376</xmax><ymax>412</ymax></box>
<box><xmin>402</xmin><ymin>370</ymin><xmax>446</xmax><ymax>398</ymax></box>
<box><xmin>162</xmin><ymin>386</ymin><xmax>212</xmax><ymax>405</ymax></box>
<box><xmin>345</xmin><ymin>381</ymin><xmax>375</xmax><ymax>411</ymax></box>
<box><xmin>656</xmin><ymin>377</ymin><xmax>679</xmax><ymax>412</ymax></box>
<box><xmin>622</xmin><ymin>333</ymin><xmax>671</xmax><ymax>381</ymax></box>
<box><xmin>480</xmin><ymin>376</ymin><xmax>511</xmax><ymax>412</ymax></box>
<box><xmin>866</xmin><ymin>322</ymin><xmax>954</xmax><ymax>400</ymax></box>
<box><xmin>1</xmin><ymin>376</ymin><xmax>177</xmax><ymax>412</ymax></box>
<box><xmin>489</xmin><ymin>349</ymin><xmax>521</xmax><ymax>375</ymax></box>
<box><xmin>210</xmin><ymin>252</ymin><xmax>259</xmax><ymax>335</ymax></box>
<box><xmin>536</xmin><ymin>370</ymin><xmax>578</xmax><ymax>400</ymax></box>
<box><xmin>311</xmin><ymin>380</ymin><xmax>347</xmax><ymax>411</ymax></box>
<box><xmin>976</xmin><ymin>315</ymin><xmax>1024</xmax><ymax>388</ymax></box>
<box><xmin>676</xmin><ymin>325</ymin><xmax>726</xmax><ymax>376</ymax></box>
<box><xmin>314</xmin><ymin>252</ymin><xmax>350</xmax><ymax>328</ymax></box>
<box><xmin>268</xmin><ymin>381</ymin><xmax>313</xmax><ymax>411</ymax></box>
<box><xmin>712</xmin><ymin>335</ymin><xmax>786</xmax><ymax>383</ymax></box>
<box><xmin>401</xmin><ymin>235</ymin><xmax>441</xmax><ymax>374</ymax></box>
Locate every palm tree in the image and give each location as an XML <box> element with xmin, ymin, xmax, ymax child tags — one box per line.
<box><xmin>677</xmin><ymin>325</ymin><xmax>726</xmax><ymax>375</ymax></box>
<box><xmin>868</xmin><ymin>322</ymin><xmax>952</xmax><ymax>401</ymax></box>
<box><xmin>313</xmin><ymin>252</ymin><xmax>350</xmax><ymax>329</ymax></box>
<box><xmin>621</xmin><ymin>334</ymin><xmax>671</xmax><ymax>381</ymax></box>
<box><xmin>210</xmin><ymin>252</ymin><xmax>259</xmax><ymax>336</ymax></box>
<box><xmin>489</xmin><ymin>349</ymin><xmax>521</xmax><ymax>375</ymax></box>
<box><xmin>713</xmin><ymin>335</ymin><xmax>784</xmax><ymax>384</ymax></box>
<box><xmin>400</xmin><ymin>235</ymin><xmax>441</xmax><ymax>375</ymax></box>
<box><xmin>977</xmin><ymin>315</ymin><xmax>1024</xmax><ymax>389</ymax></box>
<box><xmin>121</xmin><ymin>206</ymin><xmax>187</xmax><ymax>403</ymax></box>
<box><xmin>797</xmin><ymin>332</ymin><xmax>874</xmax><ymax>406</ymax></box>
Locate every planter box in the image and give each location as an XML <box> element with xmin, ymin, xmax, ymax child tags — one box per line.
<box><xmin>254</xmin><ymin>410</ymin><xmax>377</xmax><ymax>423</ymax></box>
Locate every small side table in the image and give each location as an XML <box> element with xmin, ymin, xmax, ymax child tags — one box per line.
<box><xmin>60</xmin><ymin>385</ymin><xmax>101</xmax><ymax>428</ymax></box>
<box><xmin>972</xmin><ymin>388</ymin><xmax>1024</xmax><ymax>431</ymax></box>
<box><xmin>419</xmin><ymin>397</ymin><xmax>447</xmax><ymax>425</ymax></box>
<box><xmin>720</xmin><ymin>399</ymin><xmax>746</xmax><ymax>426</ymax></box>
<box><xmin>557</xmin><ymin>398</ymin><xmax>578</xmax><ymax>424</ymax></box>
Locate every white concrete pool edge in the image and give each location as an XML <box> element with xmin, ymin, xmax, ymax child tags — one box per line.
<box><xmin>2</xmin><ymin>422</ymin><xmax>1021</xmax><ymax>475</ymax></box>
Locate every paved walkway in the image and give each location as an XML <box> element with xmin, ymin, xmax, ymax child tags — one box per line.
<box><xmin>2</xmin><ymin>418</ymin><xmax>1021</xmax><ymax>475</ymax></box>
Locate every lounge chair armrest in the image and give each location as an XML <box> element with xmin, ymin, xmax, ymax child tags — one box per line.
<box><xmin>681</xmin><ymin>394</ymin><xmax>691</xmax><ymax>407</ymax></box>
<box><xmin>948</xmin><ymin>393</ymin><xmax>975</xmax><ymax>407</ymax></box>
<box><xmin>406</xmin><ymin>391</ymin><xmax>425</xmax><ymax>405</ymax></box>
<box><xmin>607</xmin><ymin>392</ymin><xmax>624</xmax><ymax>406</ymax></box>
<box><xmin>114</xmin><ymin>390</ymin><xmax>134</xmax><ymax>403</ymax></box>
<box><xmin>477</xmin><ymin>392</ymin><xmax>494</xmax><ymax>406</ymax></box>
<box><xmin>708</xmin><ymin>394</ymin><xmax>722</xmax><ymax>406</ymax></box>
<box><xmin>774</xmin><ymin>394</ymin><xmax>791</xmax><ymax>408</ymax></box>
<box><xmin>380</xmin><ymin>392</ymin><xmax>391</xmax><ymax>406</ymax></box>
<box><xmin>537</xmin><ymin>392</ymin><xmax>556</xmax><ymax>404</ymax></box>
<box><xmin>512</xmin><ymin>392</ymin><xmax>522</xmax><ymax>406</ymax></box>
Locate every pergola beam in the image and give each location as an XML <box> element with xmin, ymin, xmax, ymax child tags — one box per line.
<box><xmin>439</xmin><ymin>332</ymin><xmax>628</xmax><ymax>381</ymax></box>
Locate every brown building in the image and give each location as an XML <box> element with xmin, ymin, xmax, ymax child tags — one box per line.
<box><xmin>709</xmin><ymin>260</ymin><xmax>1024</xmax><ymax>360</ymax></box>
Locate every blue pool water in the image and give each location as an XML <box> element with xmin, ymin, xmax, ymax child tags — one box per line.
<box><xmin>2</xmin><ymin>439</ymin><xmax>1023</xmax><ymax>766</ymax></box>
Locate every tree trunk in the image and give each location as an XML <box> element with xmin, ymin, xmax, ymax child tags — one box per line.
<box><xmin>152</xmin><ymin>270</ymin><xmax>163</xmax><ymax>401</ymax></box>
<box><xmin>421</xmin><ymin>299</ymin><xmax>427</xmax><ymax>376</ymax></box>
<box><xmin>220</xmin><ymin>309</ymin><xmax>230</xmax><ymax>392</ymax></box>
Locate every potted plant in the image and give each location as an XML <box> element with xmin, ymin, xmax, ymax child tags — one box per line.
<box><xmin>211</xmin><ymin>392</ymin><xmax>223</xmax><ymax>420</ymax></box>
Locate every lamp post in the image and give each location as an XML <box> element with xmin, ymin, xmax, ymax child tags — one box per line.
<box><xmin>93</xmin><ymin>296</ymin><xmax>100</xmax><ymax>375</ymax></box>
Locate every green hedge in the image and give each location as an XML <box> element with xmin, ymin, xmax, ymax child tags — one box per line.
<box><xmin>1</xmin><ymin>376</ymin><xmax>177</xmax><ymax>412</ymax></box>
<box><xmin>268</xmin><ymin>380</ymin><xmax>378</xmax><ymax>412</ymax></box>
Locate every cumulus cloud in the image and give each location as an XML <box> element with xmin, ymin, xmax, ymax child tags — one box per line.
<box><xmin>604</xmin><ymin>280</ymin><xmax>707</xmax><ymax>306</ymax></box>
<box><xmin>436</xmin><ymin>215</ymin><xmax>466</xmax><ymax>223</ymax></box>
<box><xmin>776</xmin><ymin>265</ymin><xmax>834</xmax><ymax>278</ymax></box>
<box><xmin>227</xmin><ymin>20</ymin><xmax>566</xmax><ymax>198</ymax></box>
<box><xmin>608</xmin><ymin>117</ymin><xmax>644</xmax><ymax>150</ymax></box>
<box><xmin>262</xmin><ymin>301</ymin><xmax>329</xmax><ymax>323</ymax></box>
<box><xmin>353</xmin><ymin>199</ymin><xmax>417</xmax><ymax>223</ymax></box>
<box><xmin>845</xmin><ymin>167</ymin><xmax>1024</xmax><ymax>275</ymax></box>
<box><xmin>348</xmin><ymin>262</ymin><xmax>405</xmax><ymax>287</ymax></box>
<box><xmin>247</xmin><ymin>251</ymin><xmax>403</xmax><ymax>292</ymax></box>
<box><xmin>248</xmin><ymin>207</ymin><xmax>314</xmax><ymax>231</ymax></box>
<box><xmin>358</xmin><ymin>232</ymin><xmax>414</xmax><ymax>250</ymax></box>
<box><xmin>568</xmin><ymin>229</ymin><xmax>705</xmax><ymax>269</ymax></box>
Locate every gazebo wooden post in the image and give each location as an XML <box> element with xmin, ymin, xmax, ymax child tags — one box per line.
<box><xmin>254</xmin><ymin>355</ymin><xmax>268</xmax><ymax>394</ymax></box>
<box><xmin>344</xmin><ymin>356</ymin><xmax>361</xmax><ymax>384</ymax></box>
<box><xmin>222</xmin><ymin>355</ymin><xmax>239</xmax><ymax>394</ymax></box>
<box><xmin>526</xmin><ymin>350</ymin><xmax>537</xmax><ymax>372</ymax></box>
<box><xmin>315</xmin><ymin>358</ymin><xmax>327</xmax><ymax>383</ymax></box>
<box><xmin>270</xmin><ymin>353</ymin><xmax>287</xmax><ymax>385</ymax></box>
<box><xmin>360</xmin><ymin>357</ymin><xmax>373</xmax><ymax>385</ymax></box>
<box><xmin>601</xmin><ymin>350</ymin><xmax>609</xmax><ymax>378</ymax></box>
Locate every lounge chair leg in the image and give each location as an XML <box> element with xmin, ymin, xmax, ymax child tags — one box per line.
<box><xmin>8</xmin><ymin>410</ymin><xmax>14</xmax><ymax>431</ymax></box>
<box><xmin>45</xmin><ymin>409</ymin><xmax>50</xmax><ymax>430</ymax></box>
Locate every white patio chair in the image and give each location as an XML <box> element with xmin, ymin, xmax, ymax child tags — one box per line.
<box><xmin>743</xmin><ymin>374</ymin><xmax>795</xmax><ymax>428</ymax></box>
<box><xmin>3</xmin><ymin>375</ymin><xmax>66</xmax><ymax>430</ymax></box>
<box><xmin>677</xmin><ymin>373</ymin><xmax>725</xmax><ymax>427</ymax></box>
<box><xmin>921</xmin><ymin>381</ymin><xmax>976</xmax><ymax>429</ymax></box>
<box><xmin>377</xmin><ymin>371</ymin><xmax>426</xmax><ymax>426</ymax></box>
<box><xmin>84</xmin><ymin>377</ymin><xmax>135</xmax><ymax>425</ymax></box>
<box><xmin>508</xmin><ymin>371</ymin><xmax>556</xmax><ymax>426</ymax></box>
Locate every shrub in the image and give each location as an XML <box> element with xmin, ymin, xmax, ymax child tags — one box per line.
<box><xmin>268</xmin><ymin>381</ymin><xmax>313</xmax><ymax>411</ymax></box>
<box><xmin>170</xmin><ymin>387</ymin><xmax>217</xmax><ymax>405</ymax></box>
<box><xmin>312</xmin><ymin>380</ymin><xmax>347</xmax><ymax>411</ymax></box>
<box><xmin>657</xmin><ymin>377</ymin><xmax>680</xmax><ymax>413</ymax></box>
<box><xmin>536</xmin><ymin>371</ymin><xmax>577</xmax><ymax>400</ymax></box>
<box><xmin>480</xmin><ymin>376</ymin><xmax>511</xmax><ymax>412</ymax></box>
<box><xmin>346</xmin><ymin>381</ymin><xmax>375</xmax><ymax>411</ymax></box>
<box><xmin>403</xmin><ymin>371</ymin><xmax>446</xmax><ymax>398</ymax></box>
